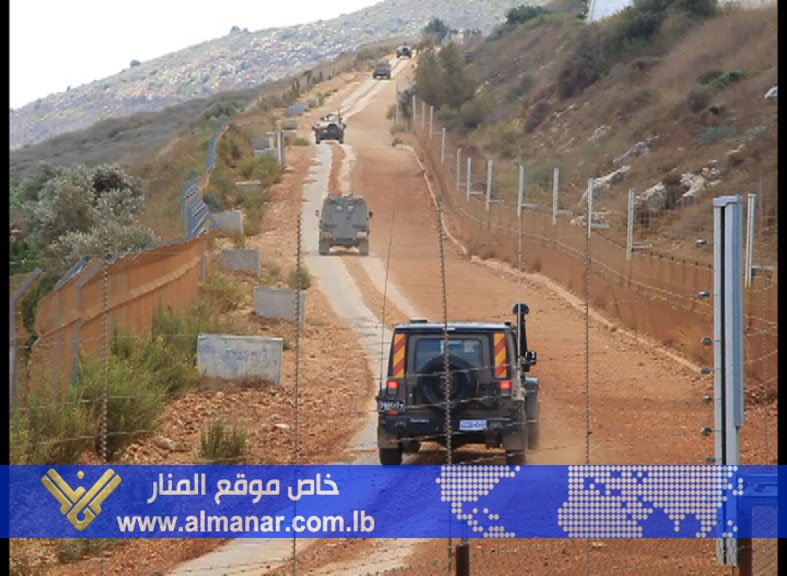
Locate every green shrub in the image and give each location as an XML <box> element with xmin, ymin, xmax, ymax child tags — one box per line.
<box><xmin>261</xmin><ymin>260</ymin><xmax>283</xmax><ymax>284</ymax></box>
<box><xmin>202</xmin><ymin>192</ymin><xmax>224</xmax><ymax>212</ymax></box>
<box><xmin>524</xmin><ymin>101</ymin><xmax>551</xmax><ymax>133</ymax></box>
<box><xmin>238</xmin><ymin>155</ymin><xmax>282</xmax><ymax>187</ymax></box>
<box><xmin>287</xmin><ymin>265</ymin><xmax>312</xmax><ymax>290</ymax></box>
<box><xmin>10</xmin><ymin>389</ymin><xmax>94</xmax><ymax>464</ymax></box>
<box><xmin>697</xmin><ymin>124</ymin><xmax>734</xmax><ymax>146</ymax></box>
<box><xmin>199</xmin><ymin>417</ymin><xmax>247</xmax><ymax>464</ymax></box>
<box><xmin>77</xmin><ymin>350</ymin><xmax>165</xmax><ymax>459</ymax></box>
<box><xmin>557</xmin><ymin>26</ymin><xmax>609</xmax><ymax>99</ymax></box>
<box><xmin>201</xmin><ymin>269</ymin><xmax>245</xmax><ymax>312</ymax></box>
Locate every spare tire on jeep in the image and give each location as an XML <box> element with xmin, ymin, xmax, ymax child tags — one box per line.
<box><xmin>417</xmin><ymin>355</ymin><xmax>478</xmax><ymax>412</ymax></box>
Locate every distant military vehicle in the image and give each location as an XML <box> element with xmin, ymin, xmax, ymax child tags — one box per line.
<box><xmin>373</xmin><ymin>59</ymin><xmax>392</xmax><ymax>80</ymax></box>
<box><xmin>312</xmin><ymin>112</ymin><xmax>346</xmax><ymax>144</ymax></box>
<box><xmin>315</xmin><ymin>194</ymin><xmax>373</xmax><ymax>256</ymax></box>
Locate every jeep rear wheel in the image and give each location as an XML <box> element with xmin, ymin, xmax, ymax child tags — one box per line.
<box><xmin>319</xmin><ymin>241</ymin><xmax>330</xmax><ymax>255</ymax></box>
<box><xmin>379</xmin><ymin>447</ymin><xmax>402</xmax><ymax>465</ymax></box>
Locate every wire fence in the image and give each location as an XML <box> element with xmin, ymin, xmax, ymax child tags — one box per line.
<box><xmin>405</xmin><ymin>94</ymin><xmax>778</xmax><ymax>575</ymax></box>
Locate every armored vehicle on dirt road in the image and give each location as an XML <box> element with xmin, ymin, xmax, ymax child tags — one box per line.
<box><xmin>376</xmin><ymin>303</ymin><xmax>539</xmax><ymax>465</ymax></box>
<box><xmin>312</xmin><ymin>113</ymin><xmax>345</xmax><ymax>144</ymax></box>
<box><xmin>372</xmin><ymin>59</ymin><xmax>392</xmax><ymax>79</ymax></box>
<box><xmin>315</xmin><ymin>194</ymin><xmax>373</xmax><ymax>256</ymax></box>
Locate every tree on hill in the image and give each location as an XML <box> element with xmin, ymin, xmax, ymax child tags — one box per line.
<box><xmin>423</xmin><ymin>17</ymin><xmax>450</xmax><ymax>43</ymax></box>
<box><xmin>18</xmin><ymin>163</ymin><xmax>157</xmax><ymax>275</ymax></box>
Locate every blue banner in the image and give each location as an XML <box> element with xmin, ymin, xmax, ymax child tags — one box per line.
<box><xmin>4</xmin><ymin>465</ymin><xmax>781</xmax><ymax>538</ymax></box>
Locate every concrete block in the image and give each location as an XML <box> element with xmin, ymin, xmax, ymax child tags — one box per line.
<box><xmin>197</xmin><ymin>334</ymin><xmax>283</xmax><ymax>385</ymax></box>
<box><xmin>220</xmin><ymin>249</ymin><xmax>260</xmax><ymax>277</ymax></box>
<box><xmin>281</xmin><ymin>118</ymin><xmax>298</xmax><ymax>130</ymax></box>
<box><xmin>212</xmin><ymin>210</ymin><xmax>244</xmax><ymax>232</ymax></box>
<box><xmin>254</xmin><ymin>287</ymin><xmax>306</xmax><ymax>325</ymax></box>
<box><xmin>287</xmin><ymin>103</ymin><xmax>306</xmax><ymax>116</ymax></box>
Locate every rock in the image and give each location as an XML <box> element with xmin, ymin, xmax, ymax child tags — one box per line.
<box><xmin>274</xmin><ymin>423</ymin><xmax>290</xmax><ymax>430</ymax></box>
<box><xmin>154</xmin><ymin>436</ymin><xmax>178</xmax><ymax>452</ymax></box>
<box><xmin>588</xmin><ymin>124</ymin><xmax>611</xmax><ymax>143</ymax></box>
<box><xmin>764</xmin><ymin>85</ymin><xmax>777</xmax><ymax>100</ymax></box>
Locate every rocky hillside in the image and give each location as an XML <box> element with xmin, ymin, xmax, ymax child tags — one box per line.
<box><xmin>9</xmin><ymin>0</ymin><xmax>538</xmax><ymax>149</ymax></box>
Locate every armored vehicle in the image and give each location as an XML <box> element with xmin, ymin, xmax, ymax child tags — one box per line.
<box><xmin>376</xmin><ymin>303</ymin><xmax>540</xmax><ymax>465</ymax></box>
<box><xmin>315</xmin><ymin>194</ymin><xmax>373</xmax><ymax>256</ymax></box>
<box><xmin>312</xmin><ymin>113</ymin><xmax>345</xmax><ymax>144</ymax></box>
<box><xmin>373</xmin><ymin>59</ymin><xmax>392</xmax><ymax>79</ymax></box>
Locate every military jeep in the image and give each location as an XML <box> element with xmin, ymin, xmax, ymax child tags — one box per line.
<box><xmin>312</xmin><ymin>113</ymin><xmax>346</xmax><ymax>144</ymax></box>
<box><xmin>372</xmin><ymin>59</ymin><xmax>392</xmax><ymax>80</ymax></box>
<box><xmin>315</xmin><ymin>194</ymin><xmax>373</xmax><ymax>256</ymax></box>
<box><xmin>376</xmin><ymin>303</ymin><xmax>540</xmax><ymax>465</ymax></box>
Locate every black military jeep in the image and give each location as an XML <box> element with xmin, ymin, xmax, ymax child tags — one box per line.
<box><xmin>376</xmin><ymin>303</ymin><xmax>539</xmax><ymax>465</ymax></box>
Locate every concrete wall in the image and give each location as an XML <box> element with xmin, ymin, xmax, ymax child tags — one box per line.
<box><xmin>211</xmin><ymin>210</ymin><xmax>244</xmax><ymax>232</ymax></box>
<box><xmin>220</xmin><ymin>249</ymin><xmax>260</xmax><ymax>277</ymax></box>
<box><xmin>254</xmin><ymin>287</ymin><xmax>306</xmax><ymax>325</ymax></box>
<box><xmin>196</xmin><ymin>334</ymin><xmax>283</xmax><ymax>385</ymax></box>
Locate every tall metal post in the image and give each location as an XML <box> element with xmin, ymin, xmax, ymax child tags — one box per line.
<box><xmin>441</xmin><ymin>128</ymin><xmax>446</xmax><ymax>164</ymax></box>
<box><xmin>517</xmin><ymin>164</ymin><xmax>525</xmax><ymax>219</ymax></box>
<box><xmin>421</xmin><ymin>101</ymin><xmax>426</xmax><ymax>129</ymax></box>
<box><xmin>485</xmin><ymin>159</ymin><xmax>493</xmax><ymax>212</ymax></box>
<box><xmin>626</xmin><ymin>188</ymin><xmax>636</xmax><ymax>261</ymax></box>
<box><xmin>412</xmin><ymin>94</ymin><xmax>417</xmax><ymax>130</ymax></box>
<box><xmin>456</xmin><ymin>148</ymin><xmax>462</xmax><ymax>191</ymax></box>
<box><xmin>712</xmin><ymin>195</ymin><xmax>745</xmax><ymax>566</ymax></box>
<box><xmin>429</xmin><ymin>105</ymin><xmax>434</xmax><ymax>137</ymax></box>
<box><xmin>552</xmin><ymin>167</ymin><xmax>559</xmax><ymax>225</ymax></box>
<box><xmin>745</xmin><ymin>193</ymin><xmax>756</xmax><ymax>288</ymax></box>
<box><xmin>466</xmin><ymin>157</ymin><xmax>472</xmax><ymax>201</ymax></box>
<box><xmin>587</xmin><ymin>178</ymin><xmax>594</xmax><ymax>238</ymax></box>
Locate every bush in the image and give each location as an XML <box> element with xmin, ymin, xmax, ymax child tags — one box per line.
<box><xmin>524</xmin><ymin>101</ymin><xmax>551</xmax><ymax>133</ymax></box>
<box><xmin>557</xmin><ymin>26</ymin><xmax>609</xmax><ymax>99</ymax></box>
<box><xmin>287</xmin><ymin>265</ymin><xmax>312</xmax><ymax>290</ymax></box>
<box><xmin>686</xmin><ymin>88</ymin><xmax>712</xmax><ymax>113</ymax></box>
<box><xmin>202</xmin><ymin>192</ymin><xmax>224</xmax><ymax>212</ymax></box>
<box><xmin>201</xmin><ymin>269</ymin><xmax>245</xmax><ymax>312</ymax></box>
<box><xmin>199</xmin><ymin>417</ymin><xmax>247</xmax><ymax>464</ymax></box>
<box><xmin>239</xmin><ymin>155</ymin><xmax>282</xmax><ymax>187</ymax></box>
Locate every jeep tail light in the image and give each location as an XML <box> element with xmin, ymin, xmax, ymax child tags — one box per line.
<box><xmin>386</xmin><ymin>379</ymin><xmax>399</xmax><ymax>397</ymax></box>
<box><xmin>499</xmin><ymin>380</ymin><xmax>512</xmax><ymax>397</ymax></box>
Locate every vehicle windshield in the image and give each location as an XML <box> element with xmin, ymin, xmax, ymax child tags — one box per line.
<box><xmin>413</xmin><ymin>337</ymin><xmax>482</xmax><ymax>371</ymax></box>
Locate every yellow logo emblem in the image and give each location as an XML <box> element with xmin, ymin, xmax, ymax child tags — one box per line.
<box><xmin>41</xmin><ymin>468</ymin><xmax>122</xmax><ymax>530</ymax></box>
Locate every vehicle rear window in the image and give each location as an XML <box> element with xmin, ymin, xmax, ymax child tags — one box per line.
<box><xmin>413</xmin><ymin>337</ymin><xmax>482</xmax><ymax>371</ymax></box>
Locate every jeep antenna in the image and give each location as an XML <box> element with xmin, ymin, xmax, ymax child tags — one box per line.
<box><xmin>379</xmin><ymin>174</ymin><xmax>400</xmax><ymax>391</ymax></box>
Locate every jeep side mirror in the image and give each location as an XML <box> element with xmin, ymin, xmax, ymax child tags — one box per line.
<box><xmin>368</xmin><ymin>211</ymin><xmax>373</xmax><ymax>218</ymax></box>
<box><xmin>524</xmin><ymin>350</ymin><xmax>537</xmax><ymax>366</ymax></box>
<box><xmin>314</xmin><ymin>209</ymin><xmax>320</xmax><ymax>218</ymax></box>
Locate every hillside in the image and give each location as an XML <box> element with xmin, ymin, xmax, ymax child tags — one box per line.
<box><xmin>448</xmin><ymin>0</ymin><xmax>778</xmax><ymax>260</ymax></box>
<box><xmin>9</xmin><ymin>0</ymin><xmax>539</xmax><ymax>150</ymax></box>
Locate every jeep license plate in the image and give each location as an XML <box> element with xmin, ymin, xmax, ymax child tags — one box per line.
<box><xmin>378</xmin><ymin>400</ymin><xmax>405</xmax><ymax>412</ymax></box>
<box><xmin>459</xmin><ymin>419</ymin><xmax>487</xmax><ymax>431</ymax></box>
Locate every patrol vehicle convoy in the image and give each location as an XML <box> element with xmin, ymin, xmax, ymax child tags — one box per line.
<box><xmin>376</xmin><ymin>303</ymin><xmax>539</xmax><ymax>465</ymax></box>
<box><xmin>315</xmin><ymin>194</ymin><xmax>372</xmax><ymax>256</ymax></box>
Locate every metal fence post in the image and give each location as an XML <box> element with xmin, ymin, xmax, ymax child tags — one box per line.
<box><xmin>441</xmin><ymin>128</ymin><xmax>446</xmax><ymax>164</ymax></box>
<box><xmin>745</xmin><ymin>193</ymin><xmax>755</xmax><ymax>287</ymax></box>
<box><xmin>552</xmin><ymin>167</ymin><xmax>559</xmax><ymax>225</ymax></box>
<box><xmin>456</xmin><ymin>148</ymin><xmax>462</xmax><ymax>191</ymax></box>
<box><xmin>455</xmin><ymin>540</ymin><xmax>470</xmax><ymax>576</ymax></box>
<box><xmin>421</xmin><ymin>101</ymin><xmax>426</xmax><ymax>129</ymax></box>
<box><xmin>485</xmin><ymin>159</ymin><xmax>493</xmax><ymax>212</ymax></box>
<box><xmin>587</xmin><ymin>178</ymin><xmax>594</xmax><ymax>238</ymax></box>
<box><xmin>412</xmin><ymin>94</ymin><xmax>417</xmax><ymax>130</ymax></box>
<box><xmin>626</xmin><ymin>188</ymin><xmax>636</xmax><ymax>261</ymax></box>
<box><xmin>712</xmin><ymin>195</ymin><xmax>744</xmax><ymax>567</ymax></box>
<box><xmin>429</xmin><ymin>105</ymin><xmax>434</xmax><ymax>137</ymax></box>
<box><xmin>517</xmin><ymin>164</ymin><xmax>525</xmax><ymax>219</ymax></box>
<box><xmin>466</xmin><ymin>157</ymin><xmax>472</xmax><ymax>201</ymax></box>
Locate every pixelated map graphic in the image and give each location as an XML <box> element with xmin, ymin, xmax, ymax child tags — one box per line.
<box><xmin>557</xmin><ymin>465</ymin><xmax>741</xmax><ymax>538</ymax></box>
